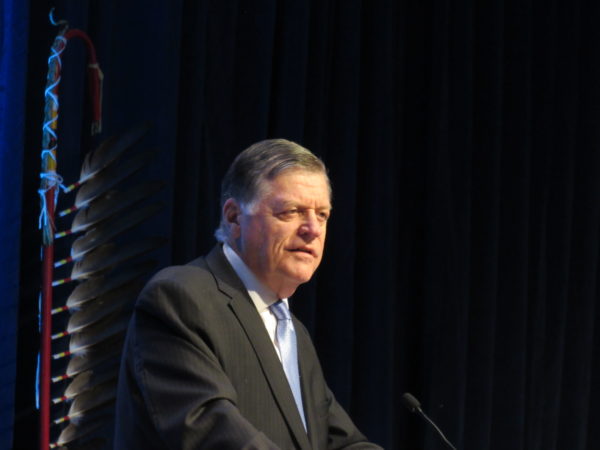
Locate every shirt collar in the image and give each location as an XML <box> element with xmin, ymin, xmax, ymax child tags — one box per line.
<box><xmin>223</xmin><ymin>243</ymin><xmax>287</xmax><ymax>313</ymax></box>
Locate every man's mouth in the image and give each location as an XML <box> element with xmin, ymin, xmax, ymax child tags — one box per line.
<box><xmin>289</xmin><ymin>247</ymin><xmax>315</xmax><ymax>257</ymax></box>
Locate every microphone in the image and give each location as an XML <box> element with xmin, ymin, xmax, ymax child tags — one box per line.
<box><xmin>402</xmin><ymin>392</ymin><xmax>457</xmax><ymax>450</ymax></box>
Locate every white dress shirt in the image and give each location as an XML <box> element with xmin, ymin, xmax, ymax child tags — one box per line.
<box><xmin>223</xmin><ymin>243</ymin><xmax>288</xmax><ymax>360</ymax></box>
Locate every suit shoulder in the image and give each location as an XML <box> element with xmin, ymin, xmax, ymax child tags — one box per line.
<box><xmin>149</xmin><ymin>256</ymin><xmax>212</xmax><ymax>286</ymax></box>
<box><xmin>137</xmin><ymin>256</ymin><xmax>225</xmax><ymax>313</ymax></box>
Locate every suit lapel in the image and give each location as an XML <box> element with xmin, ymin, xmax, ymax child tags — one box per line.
<box><xmin>296</xmin><ymin>322</ymin><xmax>321</xmax><ymax>448</ymax></box>
<box><xmin>205</xmin><ymin>246</ymin><xmax>312</xmax><ymax>449</ymax></box>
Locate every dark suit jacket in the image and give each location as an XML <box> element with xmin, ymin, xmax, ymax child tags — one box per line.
<box><xmin>114</xmin><ymin>245</ymin><xmax>381</xmax><ymax>449</ymax></box>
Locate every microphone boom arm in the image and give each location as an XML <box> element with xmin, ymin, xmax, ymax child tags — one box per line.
<box><xmin>402</xmin><ymin>392</ymin><xmax>457</xmax><ymax>450</ymax></box>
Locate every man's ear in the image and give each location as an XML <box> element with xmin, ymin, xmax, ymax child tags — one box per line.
<box><xmin>222</xmin><ymin>198</ymin><xmax>242</xmax><ymax>239</ymax></box>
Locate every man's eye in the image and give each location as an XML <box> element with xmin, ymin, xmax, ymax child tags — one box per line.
<box><xmin>318</xmin><ymin>211</ymin><xmax>330</xmax><ymax>222</ymax></box>
<box><xmin>278</xmin><ymin>209</ymin><xmax>298</xmax><ymax>220</ymax></box>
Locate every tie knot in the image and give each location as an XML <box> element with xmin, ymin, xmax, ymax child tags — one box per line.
<box><xmin>270</xmin><ymin>300</ymin><xmax>291</xmax><ymax>321</ymax></box>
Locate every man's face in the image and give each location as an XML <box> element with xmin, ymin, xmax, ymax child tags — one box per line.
<box><xmin>227</xmin><ymin>169</ymin><xmax>331</xmax><ymax>298</ymax></box>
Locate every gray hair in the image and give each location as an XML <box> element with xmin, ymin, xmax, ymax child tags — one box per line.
<box><xmin>214</xmin><ymin>138</ymin><xmax>330</xmax><ymax>242</ymax></box>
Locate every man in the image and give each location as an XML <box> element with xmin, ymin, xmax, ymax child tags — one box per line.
<box><xmin>114</xmin><ymin>139</ymin><xmax>382</xmax><ymax>449</ymax></box>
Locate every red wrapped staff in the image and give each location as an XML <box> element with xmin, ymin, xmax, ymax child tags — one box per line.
<box><xmin>38</xmin><ymin>9</ymin><xmax>102</xmax><ymax>450</ymax></box>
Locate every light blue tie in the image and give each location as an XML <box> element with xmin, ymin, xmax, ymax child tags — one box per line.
<box><xmin>270</xmin><ymin>300</ymin><xmax>307</xmax><ymax>430</ymax></box>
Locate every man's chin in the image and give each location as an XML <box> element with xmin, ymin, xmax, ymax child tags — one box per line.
<box><xmin>286</xmin><ymin>267</ymin><xmax>318</xmax><ymax>286</ymax></box>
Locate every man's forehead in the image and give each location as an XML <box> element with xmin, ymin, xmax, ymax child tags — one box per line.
<box><xmin>268</xmin><ymin>167</ymin><xmax>328</xmax><ymax>181</ymax></box>
<box><xmin>267</xmin><ymin>170</ymin><xmax>330</xmax><ymax>198</ymax></box>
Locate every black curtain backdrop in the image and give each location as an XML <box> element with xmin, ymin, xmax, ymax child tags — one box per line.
<box><xmin>12</xmin><ymin>1</ymin><xmax>600</xmax><ymax>449</ymax></box>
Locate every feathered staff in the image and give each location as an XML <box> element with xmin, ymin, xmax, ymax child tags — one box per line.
<box><xmin>38</xmin><ymin>10</ymin><xmax>164</xmax><ymax>450</ymax></box>
<box><xmin>47</xmin><ymin>139</ymin><xmax>165</xmax><ymax>450</ymax></box>
<box><xmin>38</xmin><ymin>11</ymin><xmax>103</xmax><ymax>450</ymax></box>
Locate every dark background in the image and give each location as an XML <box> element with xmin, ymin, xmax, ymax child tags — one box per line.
<box><xmin>3</xmin><ymin>0</ymin><xmax>600</xmax><ymax>449</ymax></box>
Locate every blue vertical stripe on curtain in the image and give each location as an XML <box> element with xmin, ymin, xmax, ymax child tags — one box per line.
<box><xmin>0</xmin><ymin>1</ymin><xmax>30</xmax><ymax>448</ymax></box>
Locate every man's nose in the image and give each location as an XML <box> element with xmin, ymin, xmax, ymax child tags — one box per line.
<box><xmin>299</xmin><ymin>211</ymin><xmax>323</xmax><ymax>238</ymax></box>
